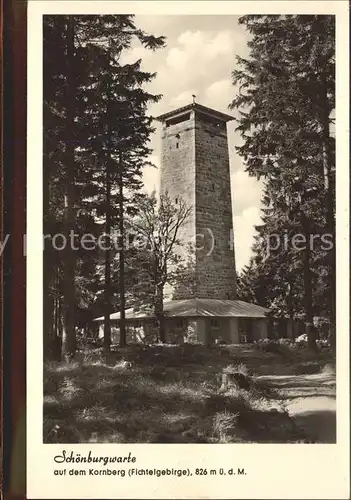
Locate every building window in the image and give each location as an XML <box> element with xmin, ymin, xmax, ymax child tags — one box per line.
<box><xmin>210</xmin><ymin>318</ymin><xmax>220</xmax><ymax>329</ymax></box>
<box><xmin>176</xmin><ymin>142</ymin><xmax>179</xmax><ymax>148</ymax></box>
<box><xmin>176</xmin><ymin>318</ymin><xmax>185</xmax><ymax>329</ymax></box>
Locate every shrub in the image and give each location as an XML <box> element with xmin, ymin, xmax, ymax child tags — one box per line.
<box><xmin>254</xmin><ymin>339</ymin><xmax>282</xmax><ymax>353</ymax></box>
<box><xmin>214</xmin><ymin>336</ymin><xmax>227</xmax><ymax>345</ymax></box>
<box><xmin>316</xmin><ymin>339</ymin><xmax>331</xmax><ymax>349</ymax></box>
<box><xmin>212</xmin><ymin>411</ymin><xmax>238</xmax><ymax>442</ymax></box>
<box><xmin>277</xmin><ymin>338</ymin><xmax>293</xmax><ymax>345</ymax></box>
<box><xmin>295</xmin><ymin>333</ymin><xmax>308</xmax><ymax>344</ymax></box>
<box><xmin>223</xmin><ymin>363</ymin><xmax>251</xmax><ymax>376</ymax></box>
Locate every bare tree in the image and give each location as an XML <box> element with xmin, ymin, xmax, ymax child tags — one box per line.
<box><xmin>130</xmin><ymin>191</ymin><xmax>192</xmax><ymax>343</ymax></box>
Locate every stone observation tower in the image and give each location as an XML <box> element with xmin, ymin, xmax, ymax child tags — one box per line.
<box><xmin>156</xmin><ymin>102</ymin><xmax>237</xmax><ymax>301</ymax></box>
<box><xmin>94</xmin><ymin>102</ymin><xmax>270</xmax><ymax>345</ymax></box>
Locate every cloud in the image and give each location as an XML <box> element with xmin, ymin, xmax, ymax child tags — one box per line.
<box><xmin>203</xmin><ymin>78</ymin><xmax>233</xmax><ymax>113</ymax></box>
<box><xmin>234</xmin><ymin>206</ymin><xmax>261</xmax><ymax>271</ymax></box>
<box><xmin>119</xmin><ymin>45</ymin><xmax>150</xmax><ymax>66</ymax></box>
<box><xmin>169</xmin><ymin>90</ymin><xmax>197</xmax><ymax>107</ymax></box>
<box><xmin>230</xmin><ymin>170</ymin><xmax>262</xmax><ymax>270</ymax></box>
<box><xmin>231</xmin><ymin>170</ymin><xmax>263</xmax><ymax>216</ymax></box>
<box><xmin>166</xmin><ymin>30</ymin><xmax>236</xmax><ymax>78</ymax></box>
<box><xmin>142</xmin><ymin>154</ymin><xmax>160</xmax><ymax>194</ymax></box>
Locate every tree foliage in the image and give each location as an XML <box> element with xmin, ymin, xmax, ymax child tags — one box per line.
<box><xmin>231</xmin><ymin>15</ymin><xmax>335</xmax><ymax>349</ymax></box>
<box><xmin>43</xmin><ymin>15</ymin><xmax>165</xmax><ymax>359</ymax></box>
<box><xmin>129</xmin><ymin>191</ymin><xmax>192</xmax><ymax>342</ymax></box>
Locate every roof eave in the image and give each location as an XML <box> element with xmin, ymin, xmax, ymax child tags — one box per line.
<box><xmin>155</xmin><ymin>103</ymin><xmax>234</xmax><ymax>123</ymax></box>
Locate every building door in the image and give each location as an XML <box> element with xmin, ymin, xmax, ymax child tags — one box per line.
<box><xmin>239</xmin><ymin>318</ymin><xmax>253</xmax><ymax>343</ymax></box>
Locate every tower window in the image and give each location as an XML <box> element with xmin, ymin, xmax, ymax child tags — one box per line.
<box><xmin>198</xmin><ymin>112</ymin><xmax>226</xmax><ymax>130</ymax></box>
<box><xmin>176</xmin><ymin>142</ymin><xmax>179</xmax><ymax>148</ymax></box>
<box><xmin>165</xmin><ymin>112</ymin><xmax>191</xmax><ymax>127</ymax></box>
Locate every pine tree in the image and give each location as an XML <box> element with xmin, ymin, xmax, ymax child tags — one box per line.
<box><xmin>43</xmin><ymin>15</ymin><xmax>165</xmax><ymax>358</ymax></box>
<box><xmin>76</xmin><ymin>35</ymin><xmax>164</xmax><ymax>349</ymax></box>
<box><xmin>230</xmin><ymin>15</ymin><xmax>335</xmax><ymax>349</ymax></box>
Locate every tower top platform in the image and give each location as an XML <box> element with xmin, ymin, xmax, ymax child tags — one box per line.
<box><xmin>155</xmin><ymin>102</ymin><xmax>234</xmax><ymax>124</ymax></box>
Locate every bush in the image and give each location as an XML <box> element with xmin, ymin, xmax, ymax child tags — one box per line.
<box><xmin>254</xmin><ymin>339</ymin><xmax>282</xmax><ymax>353</ymax></box>
<box><xmin>254</xmin><ymin>337</ymin><xmax>302</xmax><ymax>355</ymax></box>
<box><xmin>277</xmin><ymin>338</ymin><xmax>294</xmax><ymax>345</ymax></box>
<box><xmin>316</xmin><ymin>339</ymin><xmax>331</xmax><ymax>350</ymax></box>
<box><xmin>255</xmin><ymin>334</ymin><xmax>331</xmax><ymax>352</ymax></box>
<box><xmin>223</xmin><ymin>362</ymin><xmax>251</xmax><ymax>376</ymax></box>
<box><xmin>295</xmin><ymin>334</ymin><xmax>308</xmax><ymax>344</ymax></box>
<box><xmin>212</xmin><ymin>411</ymin><xmax>238</xmax><ymax>442</ymax></box>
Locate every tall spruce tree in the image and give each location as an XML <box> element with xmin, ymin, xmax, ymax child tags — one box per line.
<box><xmin>230</xmin><ymin>15</ymin><xmax>335</xmax><ymax>350</ymax></box>
<box><xmin>43</xmin><ymin>15</ymin><xmax>165</xmax><ymax>358</ymax></box>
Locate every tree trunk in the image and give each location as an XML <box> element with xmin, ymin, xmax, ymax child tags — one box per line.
<box><xmin>286</xmin><ymin>280</ymin><xmax>295</xmax><ymax>339</ymax></box>
<box><xmin>103</xmin><ymin>158</ymin><xmax>112</xmax><ymax>353</ymax></box>
<box><xmin>43</xmin><ymin>161</ymin><xmax>54</xmax><ymax>360</ymax></box>
<box><xmin>301</xmin><ymin>214</ymin><xmax>317</xmax><ymax>351</ymax></box>
<box><xmin>103</xmin><ymin>39</ymin><xmax>113</xmax><ymax>353</ymax></box>
<box><xmin>118</xmin><ymin>151</ymin><xmax>126</xmax><ymax>347</ymax></box>
<box><xmin>61</xmin><ymin>17</ymin><xmax>77</xmax><ymax>362</ymax></box>
<box><xmin>155</xmin><ymin>285</ymin><xmax>166</xmax><ymax>343</ymax></box>
<box><xmin>53</xmin><ymin>268</ymin><xmax>62</xmax><ymax>361</ymax></box>
<box><xmin>43</xmin><ymin>259</ymin><xmax>54</xmax><ymax>360</ymax></box>
<box><xmin>320</xmin><ymin>74</ymin><xmax>336</xmax><ymax>353</ymax></box>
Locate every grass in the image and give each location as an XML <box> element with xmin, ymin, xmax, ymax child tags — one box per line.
<box><xmin>43</xmin><ymin>343</ymin><xmax>334</xmax><ymax>444</ymax></box>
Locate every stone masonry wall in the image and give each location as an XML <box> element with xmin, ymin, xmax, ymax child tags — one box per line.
<box><xmin>160</xmin><ymin>112</ymin><xmax>196</xmax><ymax>299</ymax></box>
<box><xmin>195</xmin><ymin>114</ymin><xmax>237</xmax><ymax>299</ymax></box>
<box><xmin>159</xmin><ymin>107</ymin><xmax>237</xmax><ymax>300</ymax></box>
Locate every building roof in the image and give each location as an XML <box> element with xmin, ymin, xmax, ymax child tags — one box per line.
<box><xmin>155</xmin><ymin>102</ymin><xmax>234</xmax><ymax>123</ymax></box>
<box><xmin>93</xmin><ymin>298</ymin><xmax>269</xmax><ymax>322</ymax></box>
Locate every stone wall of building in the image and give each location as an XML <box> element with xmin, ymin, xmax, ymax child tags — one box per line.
<box><xmin>159</xmin><ymin>112</ymin><xmax>196</xmax><ymax>299</ymax></box>
<box><xmin>194</xmin><ymin>113</ymin><xmax>237</xmax><ymax>299</ymax></box>
<box><xmin>159</xmin><ymin>106</ymin><xmax>237</xmax><ymax>300</ymax></box>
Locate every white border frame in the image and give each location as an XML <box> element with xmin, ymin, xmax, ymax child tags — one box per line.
<box><xmin>27</xmin><ymin>2</ymin><xmax>350</xmax><ymax>498</ymax></box>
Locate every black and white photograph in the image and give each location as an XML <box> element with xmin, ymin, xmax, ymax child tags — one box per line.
<box><xmin>41</xmin><ymin>11</ymin><xmax>340</xmax><ymax>447</ymax></box>
<box><xmin>22</xmin><ymin>1</ymin><xmax>350</xmax><ymax>497</ymax></box>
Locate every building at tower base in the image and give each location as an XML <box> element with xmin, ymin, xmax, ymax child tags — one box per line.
<box><xmin>93</xmin><ymin>298</ymin><xmax>270</xmax><ymax>345</ymax></box>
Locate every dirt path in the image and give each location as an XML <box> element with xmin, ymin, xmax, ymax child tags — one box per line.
<box><xmin>258</xmin><ymin>370</ymin><xmax>336</xmax><ymax>443</ymax></box>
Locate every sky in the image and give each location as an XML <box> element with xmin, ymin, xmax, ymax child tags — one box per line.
<box><xmin>121</xmin><ymin>15</ymin><xmax>263</xmax><ymax>272</ymax></box>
